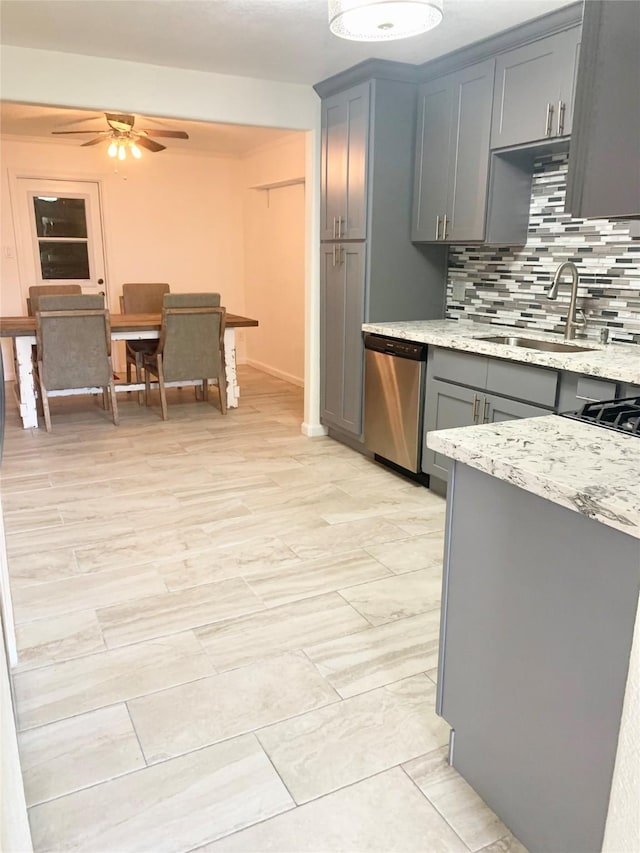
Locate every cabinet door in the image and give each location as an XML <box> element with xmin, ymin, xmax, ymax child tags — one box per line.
<box><xmin>320</xmin><ymin>243</ymin><xmax>366</xmax><ymax>436</ymax></box>
<box><xmin>422</xmin><ymin>379</ymin><xmax>480</xmax><ymax>479</ymax></box>
<box><xmin>566</xmin><ymin>2</ymin><xmax>640</xmax><ymax>218</ymax></box>
<box><xmin>411</xmin><ymin>77</ymin><xmax>453</xmax><ymax>242</ymax></box>
<box><xmin>555</xmin><ymin>26</ymin><xmax>581</xmax><ymax>137</ymax></box>
<box><xmin>491</xmin><ymin>30</ymin><xmax>576</xmax><ymax>149</ymax></box>
<box><xmin>484</xmin><ymin>393</ymin><xmax>550</xmax><ymax>424</ymax></box>
<box><xmin>447</xmin><ymin>59</ymin><xmax>495</xmax><ymax>242</ymax></box>
<box><xmin>320</xmin><ymin>84</ymin><xmax>370</xmax><ymax>241</ymax></box>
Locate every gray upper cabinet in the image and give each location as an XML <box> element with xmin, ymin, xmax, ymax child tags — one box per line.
<box><xmin>320</xmin><ymin>242</ymin><xmax>366</xmax><ymax>435</ymax></box>
<box><xmin>566</xmin><ymin>1</ymin><xmax>640</xmax><ymax>219</ymax></box>
<box><xmin>491</xmin><ymin>26</ymin><xmax>580</xmax><ymax>149</ymax></box>
<box><xmin>412</xmin><ymin>58</ymin><xmax>495</xmax><ymax>243</ymax></box>
<box><xmin>320</xmin><ymin>82</ymin><xmax>369</xmax><ymax>241</ymax></box>
<box><xmin>316</xmin><ymin>66</ymin><xmax>448</xmax><ymax>440</ymax></box>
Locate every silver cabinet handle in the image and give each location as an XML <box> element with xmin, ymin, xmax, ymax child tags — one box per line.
<box><xmin>332</xmin><ymin>216</ymin><xmax>337</xmax><ymax>239</ymax></box>
<box><xmin>483</xmin><ymin>398</ymin><xmax>490</xmax><ymax>423</ymax></box>
<box><xmin>472</xmin><ymin>394</ymin><xmax>480</xmax><ymax>423</ymax></box>
<box><xmin>545</xmin><ymin>102</ymin><xmax>554</xmax><ymax>137</ymax></box>
<box><xmin>338</xmin><ymin>215</ymin><xmax>344</xmax><ymax>238</ymax></box>
<box><xmin>442</xmin><ymin>214</ymin><xmax>448</xmax><ymax>241</ymax></box>
<box><xmin>338</xmin><ymin>245</ymin><xmax>344</xmax><ymax>266</ymax></box>
<box><xmin>576</xmin><ymin>395</ymin><xmax>600</xmax><ymax>403</ymax></box>
<box><xmin>332</xmin><ymin>244</ymin><xmax>337</xmax><ymax>267</ymax></box>
<box><xmin>557</xmin><ymin>100</ymin><xmax>565</xmax><ymax>136</ymax></box>
<box><xmin>435</xmin><ymin>215</ymin><xmax>441</xmax><ymax>241</ymax></box>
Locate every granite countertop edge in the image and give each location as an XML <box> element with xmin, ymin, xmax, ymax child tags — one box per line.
<box><xmin>427</xmin><ymin>415</ymin><xmax>640</xmax><ymax>540</ymax></box>
<box><xmin>361</xmin><ymin>319</ymin><xmax>640</xmax><ymax>385</ymax></box>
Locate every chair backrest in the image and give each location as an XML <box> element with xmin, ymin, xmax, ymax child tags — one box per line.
<box><xmin>36</xmin><ymin>294</ymin><xmax>112</xmax><ymax>391</ymax></box>
<box><xmin>163</xmin><ymin>293</ymin><xmax>221</xmax><ymax>309</ymax></box>
<box><xmin>159</xmin><ymin>294</ymin><xmax>225</xmax><ymax>383</ymax></box>
<box><xmin>121</xmin><ymin>283</ymin><xmax>170</xmax><ymax>315</ymax></box>
<box><xmin>28</xmin><ymin>284</ymin><xmax>82</xmax><ymax>316</ymax></box>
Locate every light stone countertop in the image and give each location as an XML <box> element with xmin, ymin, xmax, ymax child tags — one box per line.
<box><xmin>426</xmin><ymin>415</ymin><xmax>640</xmax><ymax>539</ymax></box>
<box><xmin>361</xmin><ymin>319</ymin><xmax>640</xmax><ymax>385</ymax></box>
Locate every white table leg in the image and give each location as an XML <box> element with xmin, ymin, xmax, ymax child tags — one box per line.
<box><xmin>224</xmin><ymin>328</ymin><xmax>239</xmax><ymax>409</ymax></box>
<box><xmin>13</xmin><ymin>338</ymin><xmax>38</xmax><ymax>429</ymax></box>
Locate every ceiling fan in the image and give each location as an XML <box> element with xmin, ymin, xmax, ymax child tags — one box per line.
<box><xmin>51</xmin><ymin>112</ymin><xmax>189</xmax><ymax>159</ymax></box>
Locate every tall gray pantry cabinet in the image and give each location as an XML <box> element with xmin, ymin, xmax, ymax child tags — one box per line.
<box><xmin>316</xmin><ymin>66</ymin><xmax>447</xmax><ymax>441</ymax></box>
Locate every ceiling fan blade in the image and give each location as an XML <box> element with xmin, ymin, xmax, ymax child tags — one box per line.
<box><xmin>106</xmin><ymin>113</ymin><xmax>135</xmax><ymax>132</ymax></box>
<box><xmin>52</xmin><ymin>130</ymin><xmax>106</xmax><ymax>134</ymax></box>
<box><xmin>81</xmin><ymin>136</ymin><xmax>108</xmax><ymax>147</ymax></box>
<box><xmin>139</xmin><ymin>129</ymin><xmax>189</xmax><ymax>139</ymax></box>
<box><xmin>135</xmin><ymin>136</ymin><xmax>166</xmax><ymax>153</ymax></box>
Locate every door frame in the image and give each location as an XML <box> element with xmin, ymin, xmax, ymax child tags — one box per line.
<box><xmin>8</xmin><ymin>169</ymin><xmax>111</xmax><ymax>310</ymax></box>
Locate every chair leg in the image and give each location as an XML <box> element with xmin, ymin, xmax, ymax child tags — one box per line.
<box><xmin>102</xmin><ymin>388</ymin><xmax>109</xmax><ymax>410</ymax></box>
<box><xmin>135</xmin><ymin>353</ymin><xmax>144</xmax><ymax>405</ymax></box>
<box><xmin>36</xmin><ymin>363</ymin><xmax>53</xmax><ymax>432</ymax></box>
<box><xmin>218</xmin><ymin>368</ymin><xmax>227</xmax><ymax>415</ymax></box>
<box><xmin>126</xmin><ymin>357</ymin><xmax>132</xmax><ymax>384</ymax></box>
<box><xmin>158</xmin><ymin>356</ymin><xmax>168</xmax><ymax>421</ymax></box>
<box><xmin>109</xmin><ymin>374</ymin><xmax>120</xmax><ymax>426</ymax></box>
<box><xmin>202</xmin><ymin>379</ymin><xmax>209</xmax><ymax>402</ymax></box>
<box><xmin>144</xmin><ymin>365</ymin><xmax>151</xmax><ymax>407</ymax></box>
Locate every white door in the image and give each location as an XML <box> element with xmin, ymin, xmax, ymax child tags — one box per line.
<box><xmin>14</xmin><ymin>178</ymin><xmax>108</xmax><ymax>308</ymax></box>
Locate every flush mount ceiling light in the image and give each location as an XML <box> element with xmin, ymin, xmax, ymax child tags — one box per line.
<box><xmin>328</xmin><ymin>0</ymin><xmax>443</xmax><ymax>41</ymax></box>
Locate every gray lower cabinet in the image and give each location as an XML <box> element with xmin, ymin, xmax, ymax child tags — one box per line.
<box><xmin>422</xmin><ymin>348</ymin><xmax>557</xmax><ymax>480</ymax></box>
<box><xmin>320</xmin><ymin>243</ymin><xmax>365</xmax><ymax>435</ymax></box>
<box><xmin>439</xmin><ymin>463</ymin><xmax>639</xmax><ymax>852</ymax></box>
<box><xmin>485</xmin><ymin>393</ymin><xmax>550</xmax><ymax>423</ymax></box>
<box><xmin>412</xmin><ymin>58</ymin><xmax>495</xmax><ymax>243</ymax></box>
<box><xmin>491</xmin><ymin>26</ymin><xmax>580</xmax><ymax>149</ymax></box>
<box><xmin>566</xmin><ymin>1</ymin><xmax>640</xmax><ymax>218</ymax></box>
<box><xmin>423</xmin><ymin>379</ymin><xmax>478</xmax><ymax>480</ymax></box>
<box><xmin>320</xmin><ymin>82</ymin><xmax>369</xmax><ymax>241</ymax></box>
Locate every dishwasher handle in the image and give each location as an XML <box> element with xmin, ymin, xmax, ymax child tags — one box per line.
<box><xmin>364</xmin><ymin>333</ymin><xmax>427</xmax><ymax>361</ymax></box>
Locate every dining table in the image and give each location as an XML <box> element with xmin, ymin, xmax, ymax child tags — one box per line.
<box><xmin>0</xmin><ymin>312</ymin><xmax>259</xmax><ymax>429</ymax></box>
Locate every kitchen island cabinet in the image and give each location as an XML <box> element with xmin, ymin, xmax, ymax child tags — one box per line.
<box><xmin>427</xmin><ymin>416</ymin><xmax>640</xmax><ymax>853</ymax></box>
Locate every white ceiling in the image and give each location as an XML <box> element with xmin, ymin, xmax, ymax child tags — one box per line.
<box><xmin>0</xmin><ymin>0</ymin><xmax>578</xmax><ymax>155</ymax></box>
<box><xmin>1</xmin><ymin>0</ymin><xmax>578</xmax><ymax>86</ymax></box>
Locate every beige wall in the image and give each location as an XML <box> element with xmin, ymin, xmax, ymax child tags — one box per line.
<box><xmin>241</xmin><ymin>135</ymin><xmax>306</xmax><ymax>385</ymax></box>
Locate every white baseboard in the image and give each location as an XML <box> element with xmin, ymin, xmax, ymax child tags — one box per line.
<box><xmin>302</xmin><ymin>422</ymin><xmax>329</xmax><ymax>438</ymax></box>
<box><xmin>244</xmin><ymin>358</ymin><xmax>304</xmax><ymax>388</ymax></box>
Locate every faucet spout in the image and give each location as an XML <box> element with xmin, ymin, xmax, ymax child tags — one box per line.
<box><xmin>548</xmin><ymin>262</ymin><xmax>584</xmax><ymax>341</ymax></box>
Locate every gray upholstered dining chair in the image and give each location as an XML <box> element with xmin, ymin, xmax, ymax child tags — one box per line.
<box><xmin>120</xmin><ymin>282</ymin><xmax>171</xmax><ymax>385</ymax></box>
<box><xmin>27</xmin><ymin>284</ymin><xmax>82</xmax><ymax>316</ymax></box>
<box><xmin>34</xmin><ymin>294</ymin><xmax>119</xmax><ymax>432</ymax></box>
<box><xmin>142</xmin><ymin>293</ymin><xmax>226</xmax><ymax>420</ymax></box>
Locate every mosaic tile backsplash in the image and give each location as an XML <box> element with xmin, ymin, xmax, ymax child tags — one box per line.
<box><xmin>446</xmin><ymin>152</ymin><xmax>640</xmax><ymax>344</ymax></box>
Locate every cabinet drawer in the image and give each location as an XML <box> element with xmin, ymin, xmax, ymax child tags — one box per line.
<box><xmin>576</xmin><ymin>376</ymin><xmax>619</xmax><ymax>403</ymax></box>
<box><xmin>432</xmin><ymin>349</ymin><xmax>488</xmax><ymax>388</ymax></box>
<box><xmin>485</xmin><ymin>359</ymin><xmax>558</xmax><ymax>408</ymax></box>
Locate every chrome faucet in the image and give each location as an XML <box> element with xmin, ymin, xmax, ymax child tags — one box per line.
<box><xmin>547</xmin><ymin>262</ymin><xmax>586</xmax><ymax>341</ymax></box>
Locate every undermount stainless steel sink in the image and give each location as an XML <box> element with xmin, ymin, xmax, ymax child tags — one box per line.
<box><xmin>473</xmin><ymin>335</ymin><xmax>595</xmax><ymax>353</ymax></box>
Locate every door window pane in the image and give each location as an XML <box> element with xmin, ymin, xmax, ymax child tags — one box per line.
<box><xmin>38</xmin><ymin>241</ymin><xmax>90</xmax><ymax>280</ymax></box>
<box><xmin>33</xmin><ymin>197</ymin><xmax>88</xmax><ymax>238</ymax></box>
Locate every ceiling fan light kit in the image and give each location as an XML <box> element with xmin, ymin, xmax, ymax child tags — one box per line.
<box><xmin>328</xmin><ymin>0</ymin><xmax>443</xmax><ymax>41</ymax></box>
<box><xmin>51</xmin><ymin>112</ymin><xmax>189</xmax><ymax>159</ymax></box>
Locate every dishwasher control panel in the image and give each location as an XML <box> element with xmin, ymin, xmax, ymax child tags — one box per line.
<box><xmin>364</xmin><ymin>333</ymin><xmax>427</xmax><ymax>361</ymax></box>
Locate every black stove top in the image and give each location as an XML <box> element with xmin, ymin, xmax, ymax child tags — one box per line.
<box><xmin>561</xmin><ymin>396</ymin><xmax>640</xmax><ymax>436</ymax></box>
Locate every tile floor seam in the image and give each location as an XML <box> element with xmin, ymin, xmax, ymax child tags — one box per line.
<box><xmin>14</xmin><ymin>665</ymin><xmax>222</xmax><ymax>734</ymax></box>
<box><xmin>399</xmin><ymin>760</ymin><xmax>477</xmax><ymax>853</ymax></box>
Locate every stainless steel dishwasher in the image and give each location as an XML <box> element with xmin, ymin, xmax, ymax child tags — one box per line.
<box><xmin>363</xmin><ymin>333</ymin><xmax>427</xmax><ymax>475</ymax></box>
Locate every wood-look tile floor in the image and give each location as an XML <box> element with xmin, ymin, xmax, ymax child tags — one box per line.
<box><xmin>2</xmin><ymin>368</ymin><xmax>528</xmax><ymax>853</ymax></box>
